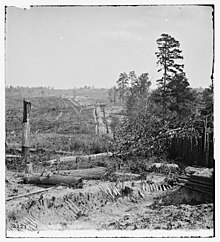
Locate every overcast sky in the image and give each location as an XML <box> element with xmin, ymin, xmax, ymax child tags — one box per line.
<box><xmin>5</xmin><ymin>5</ymin><xmax>213</xmax><ymax>89</ymax></box>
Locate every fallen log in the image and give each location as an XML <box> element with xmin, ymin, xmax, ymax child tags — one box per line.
<box><xmin>43</xmin><ymin>152</ymin><xmax>113</xmax><ymax>165</ymax></box>
<box><xmin>59</xmin><ymin>167</ymin><xmax>107</xmax><ymax>179</ymax></box>
<box><xmin>23</xmin><ymin>167</ymin><xmax>106</xmax><ymax>186</ymax></box>
<box><xmin>23</xmin><ymin>174</ymin><xmax>83</xmax><ymax>187</ymax></box>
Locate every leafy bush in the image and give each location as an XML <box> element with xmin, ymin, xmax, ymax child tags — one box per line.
<box><xmin>113</xmin><ymin>114</ymin><xmax>168</xmax><ymax>160</ymax></box>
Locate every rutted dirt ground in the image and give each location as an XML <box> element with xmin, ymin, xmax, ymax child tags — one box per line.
<box><xmin>71</xmin><ymin>200</ymin><xmax>213</xmax><ymax>230</ymax></box>
<box><xmin>5</xmin><ymin>170</ymin><xmax>213</xmax><ymax>232</ymax></box>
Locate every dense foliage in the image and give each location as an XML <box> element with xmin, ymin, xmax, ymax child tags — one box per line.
<box><xmin>111</xmin><ymin>33</ymin><xmax>214</xmax><ymax>166</ymax></box>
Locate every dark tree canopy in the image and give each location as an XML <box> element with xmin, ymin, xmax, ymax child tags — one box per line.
<box><xmin>155</xmin><ymin>34</ymin><xmax>186</xmax><ymax>123</ymax></box>
<box><xmin>167</xmin><ymin>73</ymin><xmax>193</xmax><ymax>121</ymax></box>
<box><xmin>156</xmin><ymin>34</ymin><xmax>184</xmax><ymax>79</ymax></box>
<box><xmin>110</xmin><ymin>32</ymin><xmax>214</xmax><ymax>169</ymax></box>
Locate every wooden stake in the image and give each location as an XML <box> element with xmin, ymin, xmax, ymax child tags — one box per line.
<box><xmin>204</xmin><ymin>115</ymin><xmax>208</xmax><ymax>166</ymax></box>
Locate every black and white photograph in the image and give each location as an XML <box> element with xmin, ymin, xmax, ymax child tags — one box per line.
<box><xmin>2</xmin><ymin>1</ymin><xmax>218</xmax><ymax>239</ymax></box>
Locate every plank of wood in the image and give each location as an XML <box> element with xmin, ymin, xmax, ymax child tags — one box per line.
<box><xmin>6</xmin><ymin>186</ymin><xmax>57</xmax><ymax>202</ymax></box>
<box><xmin>5</xmin><ymin>154</ymin><xmax>21</xmax><ymax>158</ymax></box>
<box><xmin>183</xmin><ymin>184</ymin><xmax>213</xmax><ymax>197</ymax></box>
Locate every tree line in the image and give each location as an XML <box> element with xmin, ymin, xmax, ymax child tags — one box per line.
<box><xmin>109</xmin><ymin>33</ymin><xmax>213</xmax><ymax>160</ymax></box>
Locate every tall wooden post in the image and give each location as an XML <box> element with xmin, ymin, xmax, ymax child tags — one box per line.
<box><xmin>203</xmin><ymin>115</ymin><xmax>208</xmax><ymax>167</ymax></box>
<box><xmin>22</xmin><ymin>99</ymin><xmax>32</xmax><ymax>172</ymax></box>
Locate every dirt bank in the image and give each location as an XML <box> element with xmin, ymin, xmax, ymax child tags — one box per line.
<box><xmin>6</xmin><ymin>170</ymin><xmax>213</xmax><ymax>232</ymax></box>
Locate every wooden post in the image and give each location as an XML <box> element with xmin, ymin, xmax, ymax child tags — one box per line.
<box><xmin>206</xmin><ymin>133</ymin><xmax>210</xmax><ymax>167</ymax></box>
<box><xmin>204</xmin><ymin>115</ymin><xmax>208</xmax><ymax>166</ymax></box>
<box><xmin>22</xmin><ymin>99</ymin><xmax>32</xmax><ymax>172</ymax></box>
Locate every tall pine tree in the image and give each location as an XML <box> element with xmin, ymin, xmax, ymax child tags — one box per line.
<box><xmin>155</xmin><ymin>33</ymin><xmax>185</xmax><ymax>123</ymax></box>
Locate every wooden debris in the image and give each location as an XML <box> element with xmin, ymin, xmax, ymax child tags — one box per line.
<box><xmin>6</xmin><ymin>186</ymin><xmax>57</xmax><ymax>202</ymax></box>
<box><xmin>5</xmin><ymin>154</ymin><xmax>21</xmax><ymax>159</ymax></box>
<box><xmin>177</xmin><ymin>174</ymin><xmax>214</xmax><ymax>201</ymax></box>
